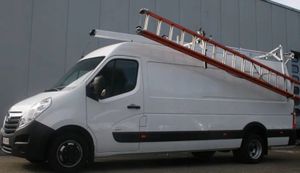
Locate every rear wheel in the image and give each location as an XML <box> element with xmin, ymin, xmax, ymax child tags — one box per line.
<box><xmin>192</xmin><ymin>151</ymin><xmax>215</xmax><ymax>161</ymax></box>
<box><xmin>233</xmin><ymin>134</ymin><xmax>265</xmax><ymax>163</ymax></box>
<box><xmin>48</xmin><ymin>133</ymin><xmax>90</xmax><ymax>172</ymax></box>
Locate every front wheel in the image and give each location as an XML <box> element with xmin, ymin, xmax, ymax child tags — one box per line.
<box><xmin>233</xmin><ymin>134</ymin><xmax>266</xmax><ymax>163</ymax></box>
<box><xmin>48</xmin><ymin>133</ymin><xmax>90</xmax><ymax>172</ymax></box>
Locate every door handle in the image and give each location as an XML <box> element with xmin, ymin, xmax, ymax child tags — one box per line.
<box><xmin>127</xmin><ymin>104</ymin><xmax>141</xmax><ymax>109</ymax></box>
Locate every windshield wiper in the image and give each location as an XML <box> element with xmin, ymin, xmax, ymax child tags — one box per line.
<box><xmin>44</xmin><ymin>86</ymin><xmax>66</xmax><ymax>92</ymax></box>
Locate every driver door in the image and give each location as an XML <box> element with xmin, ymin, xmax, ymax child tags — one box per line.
<box><xmin>86</xmin><ymin>57</ymin><xmax>143</xmax><ymax>154</ymax></box>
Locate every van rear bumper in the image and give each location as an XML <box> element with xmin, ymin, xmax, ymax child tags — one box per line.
<box><xmin>0</xmin><ymin>121</ymin><xmax>54</xmax><ymax>161</ymax></box>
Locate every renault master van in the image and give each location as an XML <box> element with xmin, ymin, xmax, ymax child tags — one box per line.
<box><xmin>1</xmin><ymin>41</ymin><xmax>296</xmax><ymax>172</ymax></box>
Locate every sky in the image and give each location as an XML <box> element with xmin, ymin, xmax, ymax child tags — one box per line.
<box><xmin>272</xmin><ymin>0</ymin><xmax>300</xmax><ymax>10</ymax></box>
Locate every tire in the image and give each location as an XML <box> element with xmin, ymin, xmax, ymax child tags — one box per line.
<box><xmin>48</xmin><ymin>132</ymin><xmax>90</xmax><ymax>172</ymax></box>
<box><xmin>192</xmin><ymin>151</ymin><xmax>215</xmax><ymax>161</ymax></box>
<box><xmin>233</xmin><ymin>134</ymin><xmax>266</xmax><ymax>163</ymax></box>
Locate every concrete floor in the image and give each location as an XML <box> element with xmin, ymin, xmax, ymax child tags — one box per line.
<box><xmin>0</xmin><ymin>147</ymin><xmax>299</xmax><ymax>173</ymax></box>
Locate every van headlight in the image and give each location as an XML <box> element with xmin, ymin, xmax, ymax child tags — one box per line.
<box><xmin>19</xmin><ymin>97</ymin><xmax>52</xmax><ymax>128</ymax></box>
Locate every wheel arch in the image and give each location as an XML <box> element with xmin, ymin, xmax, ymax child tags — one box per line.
<box><xmin>243</xmin><ymin>122</ymin><xmax>267</xmax><ymax>135</ymax></box>
<box><xmin>49</xmin><ymin>125</ymin><xmax>95</xmax><ymax>162</ymax></box>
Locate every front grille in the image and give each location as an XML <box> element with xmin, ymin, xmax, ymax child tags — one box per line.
<box><xmin>1</xmin><ymin>144</ymin><xmax>12</xmax><ymax>154</ymax></box>
<box><xmin>4</xmin><ymin>116</ymin><xmax>21</xmax><ymax>134</ymax></box>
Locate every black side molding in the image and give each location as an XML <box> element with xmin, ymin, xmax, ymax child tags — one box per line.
<box><xmin>113</xmin><ymin>130</ymin><xmax>243</xmax><ymax>143</ymax></box>
<box><xmin>113</xmin><ymin>129</ymin><xmax>295</xmax><ymax>143</ymax></box>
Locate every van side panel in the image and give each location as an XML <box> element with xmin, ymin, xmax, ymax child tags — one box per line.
<box><xmin>141</xmin><ymin>60</ymin><xmax>293</xmax><ymax>152</ymax></box>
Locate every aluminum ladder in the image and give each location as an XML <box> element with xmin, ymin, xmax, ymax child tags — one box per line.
<box><xmin>136</xmin><ymin>8</ymin><xmax>300</xmax><ymax>100</ymax></box>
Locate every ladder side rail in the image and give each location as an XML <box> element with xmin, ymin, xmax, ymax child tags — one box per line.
<box><xmin>138</xmin><ymin>29</ymin><xmax>300</xmax><ymax>100</ymax></box>
<box><xmin>204</xmin><ymin>39</ymin><xmax>299</xmax><ymax>85</ymax></box>
<box><xmin>203</xmin><ymin>39</ymin><xmax>298</xmax><ymax>85</ymax></box>
<box><xmin>139</xmin><ymin>9</ymin><xmax>300</xmax><ymax>85</ymax></box>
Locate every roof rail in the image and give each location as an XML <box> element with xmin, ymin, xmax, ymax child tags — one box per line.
<box><xmin>89</xmin><ymin>29</ymin><xmax>157</xmax><ymax>45</ymax></box>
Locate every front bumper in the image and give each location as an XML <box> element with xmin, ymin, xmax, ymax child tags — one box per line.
<box><xmin>0</xmin><ymin>121</ymin><xmax>54</xmax><ymax>161</ymax></box>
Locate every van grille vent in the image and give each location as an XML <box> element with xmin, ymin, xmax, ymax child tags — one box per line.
<box><xmin>4</xmin><ymin>115</ymin><xmax>21</xmax><ymax>134</ymax></box>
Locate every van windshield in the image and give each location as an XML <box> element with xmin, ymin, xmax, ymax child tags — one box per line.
<box><xmin>45</xmin><ymin>57</ymin><xmax>104</xmax><ymax>91</ymax></box>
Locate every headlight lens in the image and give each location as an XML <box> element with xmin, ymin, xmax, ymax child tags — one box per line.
<box><xmin>19</xmin><ymin>97</ymin><xmax>52</xmax><ymax>128</ymax></box>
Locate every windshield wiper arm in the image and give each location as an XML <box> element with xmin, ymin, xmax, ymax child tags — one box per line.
<box><xmin>44</xmin><ymin>85</ymin><xmax>66</xmax><ymax>92</ymax></box>
<box><xmin>44</xmin><ymin>88</ymin><xmax>59</xmax><ymax>92</ymax></box>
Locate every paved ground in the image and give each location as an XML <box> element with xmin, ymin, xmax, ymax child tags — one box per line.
<box><xmin>0</xmin><ymin>147</ymin><xmax>300</xmax><ymax>173</ymax></box>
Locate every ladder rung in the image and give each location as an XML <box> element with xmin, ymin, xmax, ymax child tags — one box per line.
<box><xmin>156</xmin><ymin>20</ymin><xmax>162</xmax><ymax>35</ymax></box>
<box><xmin>250</xmin><ymin>63</ymin><xmax>254</xmax><ymax>76</ymax></box>
<box><xmin>258</xmin><ymin>66</ymin><xmax>262</xmax><ymax>79</ymax></box>
<box><xmin>241</xmin><ymin>59</ymin><xmax>245</xmax><ymax>72</ymax></box>
<box><xmin>223</xmin><ymin>50</ymin><xmax>227</xmax><ymax>64</ymax></box>
<box><xmin>232</xmin><ymin>55</ymin><xmax>236</xmax><ymax>68</ymax></box>
<box><xmin>191</xmin><ymin>36</ymin><xmax>196</xmax><ymax>50</ymax></box>
<box><xmin>212</xmin><ymin>45</ymin><xmax>216</xmax><ymax>59</ymax></box>
<box><xmin>180</xmin><ymin>31</ymin><xmax>185</xmax><ymax>45</ymax></box>
<box><xmin>202</xmin><ymin>41</ymin><xmax>207</xmax><ymax>55</ymax></box>
<box><xmin>259</xmin><ymin>67</ymin><xmax>262</xmax><ymax>76</ymax></box>
<box><xmin>168</xmin><ymin>26</ymin><xmax>174</xmax><ymax>41</ymax></box>
<box><xmin>144</xmin><ymin>15</ymin><xmax>150</xmax><ymax>30</ymax></box>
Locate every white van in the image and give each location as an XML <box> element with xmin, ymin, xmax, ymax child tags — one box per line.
<box><xmin>0</xmin><ymin>41</ymin><xmax>296</xmax><ymax>172</ymax></box>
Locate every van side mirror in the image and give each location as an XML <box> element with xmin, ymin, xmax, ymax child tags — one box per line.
<box><xmin>91</xmin><ymin>76</ymin><xmax>106</xmax><ymax>98</ymax></box>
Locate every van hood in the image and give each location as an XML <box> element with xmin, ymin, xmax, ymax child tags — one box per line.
<box><xmin>9</xmin><ymin>92</ymin><xmax>61</xmax><ymax>113</ymax></box>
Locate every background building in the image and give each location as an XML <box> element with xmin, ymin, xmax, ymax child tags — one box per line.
<box><xmin>0</xmin><ymin>0</ymin><xmax>300</xmax><ymax>126</ymax></box>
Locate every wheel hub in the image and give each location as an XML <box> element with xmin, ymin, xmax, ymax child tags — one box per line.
<box><xmin>248</xmin><ymin>139</ymin><xmax>262</xmax><ymax>159</ymax></box>
<box><xmin>56</xmin><ymin>140</ymin><xmax>83</xmax><ymax>168</ymax></box>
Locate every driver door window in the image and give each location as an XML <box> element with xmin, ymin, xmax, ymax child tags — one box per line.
<box><xmin>90</xmin><ymin>59</ymin><xmax>138</xmax><ymax>100</ymax></box>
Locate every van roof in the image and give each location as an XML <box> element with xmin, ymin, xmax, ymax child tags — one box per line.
<box><xmin>82</xmin><ymin>41</ymin><xmax>283</xmax><ymax>72</ymax></box>
<box><xmin>82</xmin><ymin>42</ymin><xmax>172</xmax><ymax>60</ymax></box>
<box><xmin>82</xmin><ymin>42</ymin><xmax>205</xmax><ymax>67</ymax></box>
